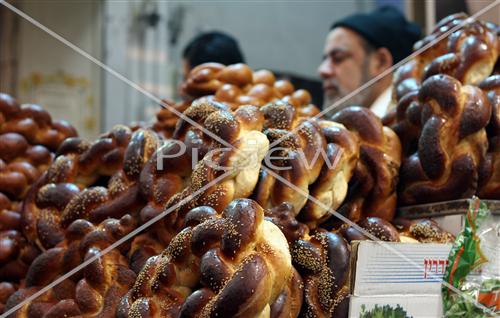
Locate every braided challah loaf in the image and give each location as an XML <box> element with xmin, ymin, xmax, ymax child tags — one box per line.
<box><xmin>152</xmin><ymin>100</ymin><xmax>190</xmax><ymax>139</ymax></box>
<box><xmin>184</xmin><ymin>104</ymin><xmax>269</xmax><ymax>209</ymax></box>
<box><xmin>129</xmin><ymin>102</ymin><xmax>269</xmax><ymax>269</ymax></box>
<box><xmin>340</xmin><ymin>217</ymin><xmax>401</xmax><ymax>243</ymax></box>
<box><xmin>386</xmin><ymin>14</ymin><xmax>499</xmax><ymax>130</ymax></box>
<box><xmin>155</xmin><ymin>63</ymin><xmax>320</xmax><ymax>140</ymax></box>
<box><xmin>390</xmin><ymin>13</ymin><xmax>466</xmax><ymax>105</ymax></box>
<box><xmin>300</xmin><ymin>120</ymin><xmax>360</xmax><ymax>228</ymax></box>
<box><xmin>399</xmin><ymin>74</ymin><xmax>491</xmax><ymax>205</ymax></box>
<box><xmin>128</xmin><ymin>100</ymin><xmax>231</xmax><ymax>271</ymax></box>
<box><xmin>22</xmin><ymin>127</ymin><xmax>159</xmax><ymax>250</ymax></box>
<box><xmin>0</xmin><ymin>133</ymin><xmax>53</xmax><ymax>200</ymax></box>
<box><xmin>265</xmin><ymin>203</ymin><xmax>350</xmax><ymax>318</ymax></box>
<box><xmin>421</xmin><ymin>16</ymin><xmax>498</xmax><ymax>86</ymax></box>
<box><xmin>163</xmin><ymin>101</ymin><xmax>269</xmax><ymax>214</ymax></box>
<box><xmin>340</xmin><ymin>217</ymin><xmax>454</xmax><ymax>244</ymax></box>
<box><xmin>388</xmin><ymin>14</ymin><xmax>500</xmax><ymax>203</ymax></box>
<box><xmin>0</xmin><ymin>93</ymin><xmax>78</xmax><ymax>313</ymax></box>
<box><xmin>182</xmin><ymin>62</ymin><xmax>229</xmax><ymax>97</ymax></box>
<box><xmin>118</xmin><ymin>198</ymin><xmax>293</xmax><ymax>318</ymax></box>
<box><xmin>256</xmin><ymin>102</ymin><xmax>387</xmax><ymax>226</ymax></box>
<box><xmin>392</xmin><ymin>218</ymin><xmax>455</xmax><ymax>243</ymax></box>
<box><xmin>392</xmin><ymin>14</ymin><xmax>499</xmax><ymax>104</ymax></box>
<box><xmin>0</xmin><ymin>195</ymin><xmax>40</xmax><ymax>311</ymax></box>
<box><xmin>478</xmin><ymin>75</ymin><xmax>500</xmax><ymax>198</ymax></box>
<box><xmin>254</xmin><ymin>101</ymin><xmax>326</xmax><ymax>215</ymax></box>
<box><xmin>5</xmin><ymin>215</ymin><xmax>137</xmax><ymax>317</ymax></box>
<box><xmin>331</xmin><ymin>106</ymin><xmax>401</xmax><ymax>222</ymax></box>
<box><xmin>0</xmin><ymin>94</ymin><xmax>77</xmax><ymax>151</ymax></box>
<box><xmin>291</xmin><ymin>231</ymin><xmax>350</xmax><ymax>318</ymax></box>
<box><xmin>182</xmin><ymin>63</ymin><xmax>320</xmax><ymax>114</ymax></box>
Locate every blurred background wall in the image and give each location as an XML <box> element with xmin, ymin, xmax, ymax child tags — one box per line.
<box><xmin>102</xmin><ymin>0</ymin><xmax>374</xmax><ymax>132</ymax></box>
<box><xmin>0</xmin><ymin>0</ymin><xmax>498</xmax><ymax>138</ymax></box>
<box><xmin>0</xmin><ymin>0</ymin><xmax>102</xmax><ymax>139</ymax></box>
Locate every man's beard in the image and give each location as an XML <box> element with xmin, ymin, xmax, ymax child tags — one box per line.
<box><xmin>322</xmin><ymin>63</ymin><xmax>373</xmax><ymax>118</ymax></box>
<box><xmin>322</xmin><ymin>85</ymin><xmax>370</xmax><ymax>118</ymax></box>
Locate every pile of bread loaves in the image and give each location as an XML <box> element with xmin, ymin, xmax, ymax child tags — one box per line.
<box><xmin>153</xmin><ymin>63</ymin><xmax>320</xmax><ymax>139</ymax></box>
<box><xmin>0</xmin><ymin>94</ymin><xmax>78</xmax><ymax>313</ymax></box>
<box><xmin>0</xmin><ymin>13</ymin><xmax>498</xmax><ymax>318</ymax></box>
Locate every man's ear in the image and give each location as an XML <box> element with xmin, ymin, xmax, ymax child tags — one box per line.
<box><xmin>374</xmin><ymin>47</ymin><xmax>393</xmax><ymax>73</ymax></box>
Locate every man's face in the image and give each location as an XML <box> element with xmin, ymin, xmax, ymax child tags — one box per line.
<box><xmin>318</xmin><ymin>27</ymin><xmax>374</xmax><ymax>112</ymax></box>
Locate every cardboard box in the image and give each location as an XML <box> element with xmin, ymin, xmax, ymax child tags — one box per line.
<box><xmin>349</xmin><ymin>295</ymin><xmax>443</xmax><ymax>318</ymax></box>
<box><xmin>349</xmin><ymin>241</ymin><xmax>452</xmax><ymax>318</ymax></box>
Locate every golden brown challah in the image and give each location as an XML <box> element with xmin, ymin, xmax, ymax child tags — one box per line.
<box><xmin>128</xmin><ymin>100</ymin><xmax>232</xmax><ymax>271</ymax></box>
<box><xmin>340</xmin><ymin>217</ymin><xmax>454</xmax><ymax>244</ymax></box>
<box><xmin>0</xmin><ymin>93</ymin><xmax>77</xmax><ymax>313</ymax></box>
<box><xmin>386</xmin><ymin>14</ymin><xmax>499</xmax><ymax>129</ymax></box>
<box><xmin>399</xmin><ymin>74</ymin><xmax>491</xmax><ymax>205</ymax></box>
<box><xmin>22</xmin><ymin>127</ymin><xmax>159</xmax><ymax>250</ymax></box>
<box><xmin>331</xmin><ymin>106</ymin><xmax>401</xmax><ymax>222</ymax></box>
<box><xmin>265</xmin><ymin>203</ymin><xmax>350</xmax><ymax>318</ymax></box>
<box><xmin>155</xmin><ymin>63</ymin><xmax>320</xmax><ymax>140</ymax></box>
<box><xmin>183</xmin><ymin>104</ymin><xmax>269</xmax><ymax>210</ymax></box>
<box><xmin>0</xmin><ymin>132</ymin><xmax>54</xmax><ymax>280</ymax></box>
<box><xmin>152</xmin><ymin>100</ymin><xmax>190</xmax><ymax>139</ymax></box>
<box><xmin>118</xmin><ymin>199</ymin><xmax>293</xmax><ymax>317</ymax></box>
<box><xmin>388</xmin><ymin>13</ymin><xmax>500</xmax><ymax>203</ymax></box>
<box><xmin>392</xmin><ymin>14</ymin><xmax>499</xmax><ymax>104</ymax></box>
<box><xmin>291</xmin><ymin>231</ymin><xmax>350</xmax><ymax>318</ymax></box>
<box><xmin>421</xmin><ymin>16</ymin><xmax>499</xmax><ymax>86</ymax></box>
<box><xmin>478</xmin><ymin>75</ymin><xmax>500</xmax><ymax>198</ymax></box>
<box><xmin>340</xmin><ymin>217</ymin><xmax>401</xmax><ymax>243</ymax></box>
<box><xmin>136</xmin><ymin>139</ymin><xmax>191</xmax><ymax>232</ymax></box>
<box><xmin>169</xmin><ymin>102</ymin><xmax>268</xmax><ymax>202</ymax></box>
<box><xmin>5</xmin><ymin>215</ymin><xmax>137</xmax><ymax>318</ymax></box>
<box><xmin>136</xmin><ymin>99</ymin><xmax>226</xmax><ymax>229</ymax></box>
<box><xmin>256</xmin><ymin>102</ymin><xmax>389</xmax><ymax>226</ymax></box>
<box><xmin>0</xmin><ymin>94</ymin><xmax>77</xmax><ymax>151</ymax></box>
<box><xmin>182</xmin><ymin>62</ymin><xmax>228</xmax><ymax>97</ymax></box>
<box><xmin>391</xmin><ymin>13</ymin><xmax>464</xmax><ymax>104</ymax></box>
<box><xmin>129</xmin><ymin>102</ymin><xmax>269</xmax><ymax>269</ymax></box>
<box><xmin>0</xmin><ymin>196</ymin><xmax>40</xmax><ymax>311</ymax></box>
<box><xmin>392</xmin><ymin>218</ymin><xmax>455</xmax><ymax>243</ymax></box>
<box><xmin>0</xmin><ymin>133</ymin><xmax>53</xmax><ymax>200</ymax></box>
<box><xmin>301</xmin><ymin>120</ymin><xmax>360</xmax><ymax>228</ymax></box>
<box><xmin>254</xmin><ymin>101</ymin><xmax>326</xmax><ymax>215</ymax></box>
<box><xmin>182</xmin><ymin>63</ymin><xmax>320</xmax><ymax>113</ymax></box>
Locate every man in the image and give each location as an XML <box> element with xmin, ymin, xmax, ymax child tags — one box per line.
<box><xmin>181</xmin><ymin>31</ymin><xmax>245</xmax><ymax>80</ymax></box>
<box><xmin>318</xmin><ymin>6</ymin><xmax>421</xmax><ymax>118</ymax></box>
<box><xmin>157</xmin><ymin>31</ymin><xmax>245</xmax><ymax>137</ymax></box>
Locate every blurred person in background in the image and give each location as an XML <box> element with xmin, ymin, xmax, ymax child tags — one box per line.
<box><xmin>181</xmin><ymin>31</ymin><xmax>245</xmax><ymax>81</ymax></box>
<box><xmin>318</xmin><ymin>6</ymin><xmax>421</xmax><ymax>118</ymax></box>
<box><xmin>155</xmin><ymin>31</ymin><xmax>245</xmax><ymax>136</ymax></box>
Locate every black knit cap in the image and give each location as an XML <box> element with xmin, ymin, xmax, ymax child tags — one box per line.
<box><xmin>331</xmin><ymin>6</ymin><xmax>422</xmax><ymax>64</ymax></box>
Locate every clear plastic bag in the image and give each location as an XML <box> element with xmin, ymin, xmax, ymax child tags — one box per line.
<box><xmin>442</xmin><ymin>197</ymin><xmax>500</xmax><ymax>317</ymax></box>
